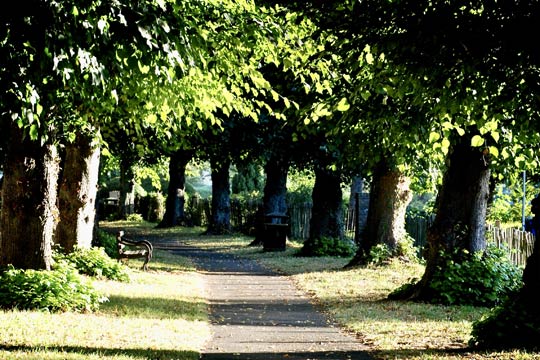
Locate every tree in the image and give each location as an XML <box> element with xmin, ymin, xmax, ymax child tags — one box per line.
<box><xmin>348</xmin><ymin>158</ymin><xmax>412</xmax><ymax>265</ymax></box>
<box><xmin>1</xmin><ymin>0</ymin><xmax>315</xmax><ymax>268</ymax></box>
<box><xmin>157</xmin><ymin>149</ymin><xmax>194</xmax><ymax>228</ymax></box>
<box><xmin>55</xmin><ymin>130</ymin><xmax>101</xmax><ymax>251</ymax></box>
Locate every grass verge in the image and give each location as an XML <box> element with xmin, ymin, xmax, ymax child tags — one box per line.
<box><xmin>0</xmin><ymin>223</ymin><xmax>209</xmax><ymax>360</ymax></box>
<box><xmin>172</xmin><ymin>225</ymin><xmax>539</xmax><ymax>360</ymax></box>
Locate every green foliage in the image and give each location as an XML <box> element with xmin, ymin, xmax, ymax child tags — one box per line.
<box><xmin>470</xmin><ymin>296</ymin><xmax>540</xmax><ymax>350</ymax></box>
<box><xmin>368</xmin><ymin>244</ymin><xmax>392</xmax><ymax>265</ymax></box>
<box><xmin>232</xmin><ymin>163</ymin><xmax>263</xmax><ymax>195</ymax></box>
<box><xmin>55</xmin><ymin>247</ymin><xmax>130</xmax><ymax>282</ymax></box>
<box><xmin>298</xmin><ymin>237</ymin><xmax>356</xmax><ymax>257</ymax></box>
<box><xmin>366</xmin><ymin>235</ymin><xmax>419</xmax><ymax>265</ymax></box>
<box><xmin>428</xmin><ymin>246</ymin><xmax>523</xmax><ymax>307</ymax></box>
<box><xmin>488</xmin><ymin>180</ymin><xmax>537</xmax><ymax>224</ymax></box>
<box><xmin>287</xmin><ymin>169</ymin><xmax>315</xmax><ymax>205</ymax></box>
<box><xmin>146</xmin><ymin>192</ymin><xmax>165</xmax><ymax>223</ymax></box>
<box><xmin>127</xmin><ymin>213</ymin><xmax>144</xmax><ymax>222</ymax></box>
<box><xmin>97</xmin><ymin>230</ymin><xmax>119</xmax><ymax>259</ymax></box>
<box><xmin>0</xmin><ymin>262</ymin><xmax>107</xmax><ymax>312</ymax></box>
<box><xmin>397</xmin><ymin>234</ymin><xmax>421</xmax><ymax>263</ymax></box>
<box><xmin>407</xmin><ymin>193</ymin><xmax>435</xmax><ymax>218</ymax></box>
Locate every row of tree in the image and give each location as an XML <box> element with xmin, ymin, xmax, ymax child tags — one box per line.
<box><xmin>1</xmin><ymin>0</ymin><xmax>539</xmax><ymax>350</ymax></box>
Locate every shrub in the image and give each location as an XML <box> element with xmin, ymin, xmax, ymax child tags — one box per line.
<box><xmin>428</xmin><ymin>245</ymin><xmax>522</xmax><ymax>306</ymax></box>
<box><xmin>470</xmin><ymin>297</ymin><xmax>540</xmax><ymax>350</ymax></box>
<box><xmin>298</xmin><ymin>237</ymin><xmax>356</xmax><ymax>257</ymax></box>
<box><xmin>0</xmin><ymin>262</ymin><xmax>108</xmax><ymax>312</ymax></box>
<box><xmin>146</xmin><ymin>192</ymin><xmax>164</xmax><ymax>222</ymax></box>
<box><xmin>126</xmin><ymin>213</ymin><xmax>144</xmax><ymax>222</ymax></box>
<box><xmin>56</xmin><ymin>246</ymin><xmax>130</xmax><ymax>282</ymax></box>
<box><xmin>97</xmin><ymin>230</ymin><xmax>119</xmax><ymax>258</ymax></box>
<box><xmin>366</xmin><ymin>236</ymin><xmax>420</xmax><ymax>265</ymax></box>
<box><xmin>368</xmin><ymin>244</ymin><xmax>392</xmax><ymax>265</ymax></box>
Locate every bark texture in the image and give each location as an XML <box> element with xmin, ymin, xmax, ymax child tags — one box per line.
<box><xmin>56</xmin><ymin>133</ymin><xmax>100</xmax><ymax>251</ymax></box>
<box><xmin>300</xmin><ymin>166</ymin><xmax>344</xmax><ymax>255</ymax></box>
<box><xmin>206</xmin><ymin>158</ymin><xmax>231</xmax><ymax>234</ymax></box>
<box><xmin>0</xmin><ymin>125</ymin><xmax>59</xmax><ymax>270</ymax></box>
<box><xmin>395</xmin><ymin>134</ymin><xmax>491</xmax><ymax>301</ymax></box>
<box><xmin>348</xmin><ymin>160</ymin><xmax>412</xmax><ymax>266</ymax></box>
<box><xmin>157</xmin><ymin>150</ymin><xmax>192</xmax><ymax>228</ymax></box>
<box><xmin>251</xmin><ymin>154</ymin><xmax>289</xmax><ymax>245</ymax></box>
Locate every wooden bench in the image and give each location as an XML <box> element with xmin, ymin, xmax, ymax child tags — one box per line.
<box><xmin>116</xmin><ymin>231</ymin><xmax>153</xmax><ymax>271</ymax></box>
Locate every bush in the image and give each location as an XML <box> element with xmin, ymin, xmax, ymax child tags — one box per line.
<box><xmin>298</xmin><ymin>237</ymin><xmax>356</xmax><ymax>257</ymax></box>
<box><xmin>126</xmin><ymin>213</ymin><xmax>144</xmax><ymax>222</ymax></box>
<box><xmin>470</xmin><ymin>296</ymin><xmax>540</xmax><ymax>350</ymax></box>
<box><xmin>366</xmin><ymin>236</ymin><xmax>420</xmax><ymax>265</ymax></box>
<box><xmin>97</xmin><ymin>230</ymin><xmax>119</xmax><ymax>258</ymax></box>
<box><xmin>428</xmin><ymin>245</ymin><xmax>523</xmax><ymax>306</ymax></box>
<box><xmin>56</xmin><ymin>246</ymin><xmax>130</xmax><ymax>282</ymax></box>
<box><xmin>0</xmin><ymin>262</ymin><xmax>108</xmax><ymax>312</ymax></box>
<box><xmin>146</xmin><ymin>192</ymin><xmax>164</xmax><ymax>222</ymax></box>
<box><xmin>368</xmin><ymin>244</ymin><xmax>392</xmax><ymax>264</ymax></box>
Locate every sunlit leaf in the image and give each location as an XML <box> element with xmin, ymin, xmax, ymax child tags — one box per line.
<box><xmin>471</xmin><ymin>135</ymin><xmax>484</xmax><ymax>147</ymax></box>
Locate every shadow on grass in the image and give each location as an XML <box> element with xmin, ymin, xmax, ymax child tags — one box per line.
<box><xmin>99</xmin><ymin>295</ymin><xmax>206</xmax><ymax>321</ymax></box>
<box><xmin>0</xmin><ymin>344</ymin><xmax>199</xmax><ymax>360</ymax></box>
<box><xmin>369</xmin><ymin>347</ymin><xmax>540</xmax><ymax>359</ymax></box>
<box><xmin>201</xmin><ymin>350</ymin><xmax>372</xmax><ymax>359</ymax></box>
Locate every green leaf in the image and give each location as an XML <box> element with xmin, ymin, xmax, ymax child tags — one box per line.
<box><xmin>138</xmin><ymin>61</ymin><xmax>150</xmax><ymax>74</ymax></box>
<box><xmin>441</xmin><ymin>138</ymin><xmax>450</xmax><ymax>154</ymax></box>
<box><xmin>336</xmin><ymin>97</ymin><xmax>350</xmax><ymax>112</ymax></box>
<box><xmin>429</xmin><ymin>131</ymin><xmax>440</xmax><ymax>143</ymax></box>
<box><xmin>489</xmin><ymin>146</ymin><xmax>499</xmax><ymax>158</ymax></box>
<box><xmin>471</xmin><ymin>135</ymin><xmax>484</xmax><ymax>147</ymax></box>
<box><xmin>29</xmin><ymin>124</ymin><xmax>39</xmax><ymax>140</ymax></box>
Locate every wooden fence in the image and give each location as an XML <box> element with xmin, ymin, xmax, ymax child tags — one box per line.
<box><xmin>188</xmin><ymin>198</ymin><xmax>536</xmax><ymax>267</ymax></box>
<box><xmin>487</xmin><ymin>224</ymin><xmax>535</xmax><ymax>267</ymax></box>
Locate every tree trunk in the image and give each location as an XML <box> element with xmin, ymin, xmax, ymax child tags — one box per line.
<box><xmin>393</xmin><ymin>133</ymin><xmax>491</xmax><ymax>301</ymax></box>
<box><xmin>206</xmin><ymin>158</ymin><xmax>231</xmax><ymax>234</ymax></box>
<box><xmin>157</xmin><ymin>149</ymin><xmax>192</xmax><ymax>228</ymax></box>
<box><xmin>299</xmin><ymin>165</ymin><xmax>344</xmax><ymax>255</ymax></box>
<box><xmin>118</xmin><ymin>158</ymin><xmax>135</xmax><ymax>219</ymax></box>
<box><xmin>251</xmin><ymin>153</ymin><xmax>289</xmax><ymax>245</ymax></box>
<box><xmin>56</xmin><ymin>132</ymin><xmax>100</xmax><ymax>251</ymax></box>
<box><xmin>0</xmin><ymin>125</ymin><xmax>59</xmax><ymax>270</ymax></box>
<box><xmin>349</xmin><ymin>176</ymin><xmax>364</xmax><ymax>244</ymax></box>
<box><xmin>347</xmin><ymin>159</ymin><xmax>412</xmax><ymax>266</ymax></box>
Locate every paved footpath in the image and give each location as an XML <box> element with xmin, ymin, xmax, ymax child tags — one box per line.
<box><xmin>169</xmin><ymin>245</ymin><xmax>372</xmax><ymax>360</ymax></box>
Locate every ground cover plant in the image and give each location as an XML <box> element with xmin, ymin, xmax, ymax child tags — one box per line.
<box><xmin>0</xmin><ymin>224</ymin><xmax>209</xmax><ymax>360</ymax></box>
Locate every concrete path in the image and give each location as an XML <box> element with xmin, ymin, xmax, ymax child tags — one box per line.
<box><xmin>169</xmin><ymin>245</ymin><xmax>372</xmax><ymax>360</ymax></box>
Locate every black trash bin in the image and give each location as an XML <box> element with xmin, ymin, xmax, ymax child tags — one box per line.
<box><xmin>262</xmin><ymin>212</ymin><xmax>289</xmax><ymax>251</ymax></box>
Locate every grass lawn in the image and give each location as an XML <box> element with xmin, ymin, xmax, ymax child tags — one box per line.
<box><xmin>0</xmin><ymin>227</ymin><xmax>209</xmax><ymax>360</ymax></box>
<box><xmin>174</xmin><ymin>224</ymin><xmax>540</xmax><ymax>360</ymax></box>
<box><xmin>2</xmin><ymin>220</ymin><xmax>538</xmax><ymax>360</ymax></box>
